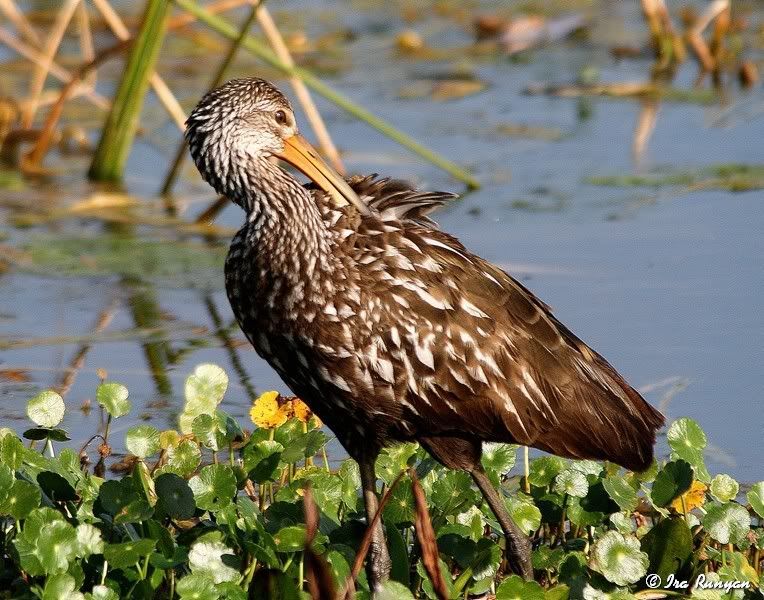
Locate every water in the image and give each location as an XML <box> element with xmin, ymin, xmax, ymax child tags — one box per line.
<box><xmin>1</xmin><ymin>1</ymin><xmax>762</xmax><ymax>480</ymax></box>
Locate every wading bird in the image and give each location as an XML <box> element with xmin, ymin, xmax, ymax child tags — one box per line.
<box><xmin>186</xmin><ymin>78</ymin><xmax>664</xmax><ymax>586</ymax></box>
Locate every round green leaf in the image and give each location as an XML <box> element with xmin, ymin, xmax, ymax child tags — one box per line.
<box><xmin>641</xmin><ymin>517</ymin><xmax>693</xmax><ymax>584</ymax></box>
<box><xmin>470</xmin><ymin>537</ymin><xmax>502</xmax><ymax>580</ymax></box>
<box><xmin>103</xmin><ymin>539</ymin><xmax>156</xmax><ymax>569</ymax></box>
<box><xmin>651</xmin><ymin>460</ymin><xmax>693</xmax><ymax>507</ymax></box>
<box><xmin>382</xmin><ymin>478</ymin><xmax>415</xmax><ymax>525</ymax></box>
<box><xmin>747</xmin><ymin>482</ymin><xmax>764</xmax><ymax>519</ymax></box>
<box><xmin>528</xmin><ymin>456</ymin><xmax>565</xmax><ymax>488</ymax></box>
<box><xmin>126</xmin><ymin>425</ymin><xmax>161</xmax><ymax>459</ymax></box>
<box><xmin>76</xmin><ymin>523</ymin><xmax>104</xmax><ymax>558</ymax></box>
<box><xmin>481</xmin><ymin>443</ymin><xmax>517</xmax><ymax>485</ymax></box>
<box><xmin>24</xmin><ymin>427</ymin><xmax>70</xmax><ymax>442</ymax></box>
<box><xmin>192</xmin><ymin>414</ymin><xmax>225</xmax><ymax>452</ymax></box>
<box><xmin>0</xmin><ymin>479</ymin><xmax>41</xmax><ymax>519</ymax></box>
<box><xmin>188</xmin><ymin>539</ymin><xmax>239</xmax><ymax>583</ymax></box>
<box><xmin>375</xmin><ymin>581</ymin><xmax>415</xmax><ymax>600</ymax></box>
<box><xmin>243</xmin><ymin>440</ymin><xmax>283</xmax><ymax>484</ymax></box>
<box><xmin>495</xmin><ymin>574</ymin><xmax>545</xmax><ymax>600</ymax></box>
<box><xmin>176</xmin><ymin>573</ymin><xmax>220</xmax><ymax>600</ymax></box>
<box><xmin>42</xmin><ymin>572</ymin><xmax>84</xmax><ymax>600</ymax></box>
<box><xmin>37</xmin><ymin>471</ymin><xmax>77</xmax><ymax>502</ymax></box>
<box><xmin>667</xmin><ymin>418</ymin><xmax>709</xmax><ymax>482</ymax></box>
<box><xmin>602</xmin><ymin>475</ymin><xmax>638</xmax><ymax>512</ymax></box>
<box><xmin>96</xmin><ymin>382</ymin><xmax>131</xmax><ymax>418</ymax></box>
<box><xmin>36</xmin><ymin>520</ymin><xmax>79</xmax><ymax>574</ymax></box>
<box><xmin>180</xmin><ymin>364</ymin><xmax>228</xmax><ymax>434</ymax></box>
<box><xmin>0</xmin><ymin>464</ymin><xmax>13</xmax><ymax>504</ymax></box>
<box><xmin>505</xmin><ymin>495</ymin><xmax>542</xmax><ymax>534</ymax></box>
<box><xmin>165</xmin><ymin>439</ymin><xmax>201</xmax><ymax>477</ymax></box>
<box><xmin>155</xmin><ymin>473</ymin><xmax>195</xmax><ymax>520</ymax></box>
<box><xmin>188</xmin><ymin>464</ymin><xmax>236</xmax><ymax>512</ymax></box>
<box><xmin>89</xmin><ymin>585</ymin><xmax>120</xmax><ymax>600</ymax></box>
<box><xmin>553</xmin><ymin>468</ymin><xmax>588</xmax><ymax>498</ymax></box>
<box><xmin>709</xmin><ymin>474</ymin><xmax>739</xmax><ymax>503</ymax></box>
<box><xmin>590</xmin><ymin>530</ymin><xmax>649</xmax><ymax>586</ymax></box>
<box><xmin>702</xmin><ymin>502</ymin><xmax>751</xmax><ymax>545</ymax></box>
<box><xmin>0</xmin><ymin>434</ymin><xmax>24</xmax><ymax>469</ymax></box>
<box><xmin>27</xmin><ymin>390</ymin><xmax>65</xmax><ymax>428</ymax></box>
<box><xmin>273</xmin><ymin>525</ymin><xmax>307</xmax><ymax>552</ymax></box>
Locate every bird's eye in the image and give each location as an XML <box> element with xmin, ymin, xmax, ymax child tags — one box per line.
<box><xmin>274</xmin><ymin>110</ymin><xmax>288</xmax><ymax>125</ymax></box>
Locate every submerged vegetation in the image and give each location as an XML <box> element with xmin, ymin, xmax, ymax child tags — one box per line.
<box><xmin>0</xmin><ymin>365</ymin><xmax>762</xmax><ymax>599</ymax></box>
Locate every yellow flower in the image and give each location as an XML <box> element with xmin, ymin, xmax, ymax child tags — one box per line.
<box><xmin>291</xmin><ymin>398</ymin><xmax>314</xmax><ymax>423</ymax></box>
<box><xmin>671</xmin><ymin>480</ymin><xmax>707</xmax><ymax>514</ymax></box>
<box><xmin>250</xmin><ymin>391</ymin><xmax>290</xmax><ymax>429</ymax></box>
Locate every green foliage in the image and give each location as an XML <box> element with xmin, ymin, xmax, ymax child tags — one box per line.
<box><xmin>0</xmin><ymin>367</ymin><xmax>760</xmax><ymax>599</ymax></box>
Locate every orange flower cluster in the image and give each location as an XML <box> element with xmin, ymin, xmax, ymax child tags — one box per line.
<box><xmin>249</xmin><ymin>391</ymin><xmax>320</xmax><ymax>429</ymax></box>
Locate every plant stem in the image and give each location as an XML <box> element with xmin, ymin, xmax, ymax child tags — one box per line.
<box><xmin>89</xmin><ymin>0</ymin><xmax>171</xmax><ymax>181</ymax></box>
<box><xmin>172</xmin><ymin>0</ymin><xmax>480</xmax><ymax>189</ymax></box>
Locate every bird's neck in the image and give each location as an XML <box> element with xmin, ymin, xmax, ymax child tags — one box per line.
<box><xmin>240</xmin><ymin>157</ymin><xmax>336</xmax><ymax>282</ymax></box>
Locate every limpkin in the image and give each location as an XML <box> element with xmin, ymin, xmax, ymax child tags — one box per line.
<box><xmin>186</xmin><ymin>78</ymin><xmax>665</xmax><ymax>585</ymax></box>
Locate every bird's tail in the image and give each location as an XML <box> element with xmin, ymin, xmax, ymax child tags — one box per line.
<box><xmin>536</xmin><ymin>352</ymin><xmax>665</xmax><ymax>472</ymax></box>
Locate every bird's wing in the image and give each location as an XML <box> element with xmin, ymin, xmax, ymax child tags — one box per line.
<box><xmin>307</xmin><ymin>174</ymin><xmax>456</xmax><ymax>227</ymax></box>
<box><xmin>354</xmin><ymin>220</ymin><xmax>664</xmax><ymax>471</ymax></box>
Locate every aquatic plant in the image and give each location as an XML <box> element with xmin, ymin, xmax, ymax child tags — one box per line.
<box><xmin>0</xmin><ymin>364</ymin><xmax>761</xmax><ymax>598</ymax></box>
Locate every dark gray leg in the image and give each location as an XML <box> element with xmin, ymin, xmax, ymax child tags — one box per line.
<box><xmin>358</xmin><ymin>455</ymin><xmax>392</xmax><ymax>589</ymax></box>
<box><xmin>471</xmin><ymin>467</ymin><xmax>533</xmax><ymax>580</ymax></box>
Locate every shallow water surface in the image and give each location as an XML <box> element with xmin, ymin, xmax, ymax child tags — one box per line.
<box><xmin>0</xmin><ymin>1</ymin><xmax>762</xmax><ymax>480</ymax></box>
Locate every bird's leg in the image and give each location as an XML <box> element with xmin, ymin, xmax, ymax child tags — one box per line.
<box><xmin>358</xmin><ymin>455</ymin><xmax>392</xmax><ymax>589</ymax></box>
<box><xmin>471</xmin><ymin>467</ymin><xmax>533</xmax><ymax>580</ymax></box>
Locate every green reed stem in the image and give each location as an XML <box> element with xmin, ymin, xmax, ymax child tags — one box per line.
<box><xmin>173</xmin><ymin>0</ymin><xmax>480</xmax><ymax>189</ymax></box>
<box><xmin>89</xmin><ymin>0</ymin><xmax>170</xmax><ymax>182</ymax></box>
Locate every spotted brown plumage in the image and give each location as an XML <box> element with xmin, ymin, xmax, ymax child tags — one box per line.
<box><xmin>186</xmin><ymin>78</ymin><xmax>665</xmax><ymax>586</ymax></box>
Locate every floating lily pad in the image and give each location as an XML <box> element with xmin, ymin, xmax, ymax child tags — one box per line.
<box><xmin>27</xmin><ymin>390</ymin><xmax>65</xmax><ymax>428</ymax></box>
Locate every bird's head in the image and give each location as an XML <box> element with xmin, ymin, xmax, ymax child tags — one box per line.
<box><xmin>186</xmin><ymin>78</ymin><xmax>364</xmax><ymax>212</ymax></box>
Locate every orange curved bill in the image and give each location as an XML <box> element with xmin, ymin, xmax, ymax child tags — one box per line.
<box><xmin>276</xmin><ymin>134</ymin><xmax>369</xmax><ymax>215</ymax></box>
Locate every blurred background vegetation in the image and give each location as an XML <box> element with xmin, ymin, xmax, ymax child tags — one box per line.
<box><xmin>0</xmin><ymin>0</ymin><xmax>762</xmax><ymax>481</ymax></box>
